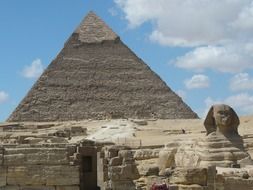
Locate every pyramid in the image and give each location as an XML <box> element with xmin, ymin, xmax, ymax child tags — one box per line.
<box><xmin>8</xmin><ymin>12</ymin><xmax>198</xmax><ymax>122</ymax></box>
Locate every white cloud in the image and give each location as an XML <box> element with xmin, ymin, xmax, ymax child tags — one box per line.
<box><xmin>225</xmin><ymin>93</ymin><xmax>253</xmax><ymax>114</ymax></box>
<box><xmin>0</xmin><ymin>91</ymin><xmax>9</xmax><ymax>104</ymax></box>
<box><xmin>203</xmin><ymin>93</ymin><xmax>253</xmax><ymax>117</ymax></box>
<box><xmin>231</xmin><ymin>2</ymin><xmax>253</xmax><ymax>32</ymax></box>
<box><xmin>115</xmin><ymin>0</ymin><xmax>253</xmax><ymax>47</ymax></box>
<box><xmin>173</xmin><ymin>44</ymin><xmax>253</xmax><ymax>73</ymax></box>
<box><xmin>185</xmin><ymin>74</ymin><xmax>209</xmax><ymax>89</ymax></box>
<box><xmin>230</xmin><ymin>73</ymin><xmax>253</xmax><ymax>91</ymax></box>
<box><xmin>115</xmin><ymin>0</ymin><xmax>253</xmax><ymax>73</ymax></box>
<box><xmin>22</xmin><ymin>59</ymin><xmax>44</xmax><ymax>79</ymax></box>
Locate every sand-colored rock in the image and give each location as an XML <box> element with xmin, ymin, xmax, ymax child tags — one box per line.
<box><xmin>0</xmin><ymin>186</ymin><xmax>20</xmax><ymax>190</ymax></box>
<box><xmin>175</xmin><ymin>105</ymin><xmax>253</xmax><ymax>168</ymax></box>
<box><xmin>158</xmin><ymin>147</ymin><xmax>177</xmax><ymax>171</ymax></box>
<box><xmin>7</xmin><ymin>166</ymin><xmax>46</xmax><ymax>185</ymax></box>
<box><xmin>55</xmin><ymin>186</ymin><xmax>79</xmax><ymax>190</ymax></box>
<box><xmin>4</xmin><ymin>148</ymin><xmax>69</xmax><ymax>166</ymax></box>
<box><xmin>19</xmin><ymin>186</ymin><xmax>55</xmax><ymax>190</ymax></box>
<box><xmin>170</xmin><ymin>167</ymin><xmax>207</xmax><ymax>186</ymax></box>
<box><xmin>45</xmin><ymin>166</ymin><xmax>80</xmax><ymax>186</ymax></box>
<box><xmin>1</xmin><ymin>106</ymin><xmax>253</xmax><ymax>190</ymax></box>
<box><xmin>0</xmin><ymin>166</ymin><xmax>7</xmax><ymax>187</ymax></box>
<box><xmin>6</xmin><ymin>165</ymin><xmax>79</xmax><ymax>186</ymax></box>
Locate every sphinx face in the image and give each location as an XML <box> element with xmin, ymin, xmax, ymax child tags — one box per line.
<box><xmin>213</xmin><ymin>105</ymin><xmax>232</xmax><ymax>129</ymax></box>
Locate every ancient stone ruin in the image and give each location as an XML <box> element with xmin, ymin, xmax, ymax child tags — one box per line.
<box><xmin>175</xmin><ymin>104</ymin><xmax>253</xmax><ymax>168</ymax></box>
<box><xmin>8</xmin><ymin>11</ymin><xmax>197</xmax><ymax>122</ymax></box>
<box><xmin>1</xmin><ymin>104</ymin><xmax>253</xmax><ymax>190</ymax></box>
<box><xmin>157</xmin><ymin>104</ymin><xmax>253</xmax><ymax>190</ymax></box>
<box><xmin>1</xmin><ymin>11</ymin><xmax>253</xmax><ymax>190</ymax></box>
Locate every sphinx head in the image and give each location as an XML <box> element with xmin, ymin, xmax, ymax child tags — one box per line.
<box><xmin>204</xmin><ymin>104</ymin><xmax>239</xmax><ymax>136</ymax></box>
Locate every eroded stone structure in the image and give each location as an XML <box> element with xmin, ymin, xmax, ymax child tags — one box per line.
<box><xmin>175</xmin><ymin>104</ymin><xmax>253</xmax><ymax>168</ymax></box>
<box><xmin>8</xmin><ymin>12</ymin><xmax>197</xmax><ymax>122</ymax></box>
<box><xmin>2</xmin><ymin>10</ymin><xmax>253</xmax><ymax>190</ymax></box>
<box><xmin>1</xmin><ymin>109</ymin><xmax>253</xmax><ymax>190</ymax></box>
<box><xmin>156</xmin><ymin>104</ymin><xmax>253</xmax><ymax>190</ymax></box>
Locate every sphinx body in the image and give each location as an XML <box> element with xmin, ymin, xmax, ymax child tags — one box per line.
<box><xmin>175</xmin><ymin>104</ymin><xmax>253</xmax><ymax>168</ymax></box>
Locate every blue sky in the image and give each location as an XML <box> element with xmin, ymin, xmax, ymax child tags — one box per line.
<box><xmin>1</xmin><ymin>0</ymin><xmax>253</xmax><ymax>122</ymax></box>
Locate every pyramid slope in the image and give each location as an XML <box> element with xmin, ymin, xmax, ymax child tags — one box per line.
<box><xmin>8</xmin><ymin>12</ymin><xmax>198</xmax><ymax>122</ymax></box>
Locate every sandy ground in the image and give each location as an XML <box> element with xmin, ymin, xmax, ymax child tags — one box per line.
<box><xmin>1</xmin><ymin>116</ymin><xmax>252</xmax><ymax>148</ymax></box>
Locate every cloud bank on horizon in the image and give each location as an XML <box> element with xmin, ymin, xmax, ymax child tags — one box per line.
<box><xmin>114</xmin><ymin>0</ymin><xmax>253</xmax><ymax>116</ymax></box>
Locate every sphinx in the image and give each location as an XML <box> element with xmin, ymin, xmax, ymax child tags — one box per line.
<box><xmin>174</xmin><ymin>104</ymin><xmax>253</xmax><ymax>168</ymax></box>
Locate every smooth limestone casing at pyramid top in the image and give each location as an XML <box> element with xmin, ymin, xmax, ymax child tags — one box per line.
<box><xmin>8</xmin><ymin>12</ymin><xmax>198</xmax><ymax>122</ymax></box>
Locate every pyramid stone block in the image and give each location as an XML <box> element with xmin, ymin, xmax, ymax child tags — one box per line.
<box><xmin>8</xmin><ymin>12</ymin><xmax>198</xmax><ymax>122</ymax></box>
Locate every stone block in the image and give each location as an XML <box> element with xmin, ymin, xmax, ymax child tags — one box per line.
<box><xmin>0</xmin><ymin>148</ymin><xmax>3</xmax><ymax>165</ymax></box>
<box><xmin>56</xmin><ymin>186</ymin><xmax>79</xmax><ymax>190</ymax></box>
<box><xmin>118</xmin><ymin>150</ymin><xmax>133</xmax><ymax>159</ymax></box>
<box><xmin>0</xmin><ymin>186</ymin><xmax>19</xmax><ymax>190</ymax></box>
<box><xmin>0</xmin><ymin>155</ymin><xmax>3</xmax><ymax>166</ymax></box>
<box><xmin>109</xmin><ymin>180</ymin><xmax>136</xmax><ymax>190</ymax></box>
<box><xmin>7</xmin><ymin>165</ymin><xmax>77</xmax><ymax>188</ymax></box>
<box><xmin>4</xmin><ymin>148</ymin><xmax>69</xmax><ymax>166</ymax></box>
<box><xmin>175</xmin><ymin>147</ymin><xmax>200</xmax><ymax>168</ymax></box>
<box><xmin>169</xmin><ymin>184</ymin><xmax>205</xmax><ymax>190</ymax></box>
<box><xmin>134</xmin><ymin>149</ymin><xmax>159</xmax><ymax>160</ymax></box>
<box><xmin>224</xmin><ymin>177</ymin><xmax>253</xmax><ymax>190</ymax></box>
<box><xmin>4</xmin><ymin>154</ymin><xmax>25</xmax><ymax>166</ymax></box>
<box><xmin>7</xmin><ymin>166</ymin><xmax>46</xmax><ymax>185</ymax></box>
<box><xmin>137</xmin><ymin>164</ymin><xmax>159</xmax><ymax>176</ymax></box>
<box><xmin>108</xmin><ymin>166</ymin><xmax>122</xmax><ymax>180</ymax></box>
<box><xmin>0</xmin><ymin>167</ymin><xmax>7</xmax><ymax>187</ymax></box>
<box><xmin>170</xmin><ymin>168</ymin><xmax>207</xmax><ymax>186</ymax></box>
<box><xmin>109</xmin><ymin>157</ymin><xmax>122</xmax><ymax>166</ymax></box>
<box><xmin>45</xmin><ymin>166</ymin><xmax>80</xmax><ymax>186</ymax></box>
<box><xmin>158</xmin><ymin>148</ymin><xmax>177</xmax><ymax>171</ymax></box>
<box><xmin>120</xmin><ymin>164</ymin><xmax>140</xmax><ymax>180</ymax></box>
<box><xmin>107</xmin><ymin>146</ymin><xmax>119</xmax><ymax>158</ymax></box>
<box><xmin>20</xmin><ymin>186</ymin><xmax>55</xmax><ymax>190</ymax></box>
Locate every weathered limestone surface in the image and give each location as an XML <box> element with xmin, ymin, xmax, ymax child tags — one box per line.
<box><xmin>0</xmin><ymin>147</ymin><xmax>3</xmax><ymax>165</ymax></box>
<box><xmin>19</xmin><ymin>186</ymin><xmax>55</xmax><ymax>190</ymax></box>
<box><xmin>45</xmin><ymin>166</ymin><xmax>80</xmax><ymax>186</ymax></box>
<box><xmin>170</xmin><ymin>168</ymin><xmax>207</xmax><ymax>186</ymax></box>
<box><xmin>0</xmin><ymin>166</ymin><xmax>7</xmax><ymax>187</ymax></box>
<box><xmin>169</xmin><ymin>184</ymin><xmax>206</xmax><ymax>190</ymax></box>
<box><xmin>4</xmin><ymin>148</ymin><xmax>69</xmax><ymax>166</ymax></box>
<box><xmin>155</xmin><ymin>105</ymin><xmax>253</xmax><ymax>190</ymax></box>
<box><xmin>101</xmin><ymin>146</ymin><xmax>140</xmax><ymax>190</ymax></box>
<box><xmin>0</xmin><ymin>186</ymin><xmax>19</xmax><ymax>190</ymax></box>
<box><xmin>75</xmin><ymin>12</ymin><xmax>118</xmax><ymax>43</ymax></box>
<box><xmin>109</xmin><ymin>181</ymin><xmax>136</xmax><ymax>190</ymax></box>
<box><xmin>174</xmin><ymin>133</ymin><xmax>252</xmax><ymax>168</ymax></box>
<box><xmin>7</xmin><ymin>165</ymin><xmax>79</xmax><ymax>186</ymax></box>
<box><xmin>0</xmin><ymin>186</ymin><xmax>55</xmax><ymax>190</ymax></box>
<box><xmin>134</xmin><ymin>148</ymin><xmax>160</xmax><ymax>160</ymax></box>
<box><xmin>55</xmin><ymin>186</ymin><xmax>79</xmax><ymax>190</ymax></box>
<box><xmin>223</xmin><ymin>177</ymin><xmax>253</xmax><ymax>190</ymax></box>
<box><xmin>8</xmin><ymin>12</ymin><xmax>198</xmax><ymax>122</ymax></box>
<box><xmin>174</xmin><ymin>104</ymin><xmax>253</xmax><ymax>168</ymax></box>
<box><xmin>158</xmin><ymin>147</ymin><xmax>177</xmax><ymax>172</ymax></box>
<box><xmin>7</xmin><ymin>166</ymin><xmax>46</xmax><ymax>185</ymax></box>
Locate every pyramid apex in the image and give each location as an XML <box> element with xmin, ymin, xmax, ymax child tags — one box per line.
<box><xmin>75</xmin><ymin>11</ymin><xmax>118</xmax><ymax>43</ymax></box>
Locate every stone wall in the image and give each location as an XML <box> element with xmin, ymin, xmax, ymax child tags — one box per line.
<box><xmin>98</xmin><ymin>145</ymin><xmax>140</xmax><ymax>190</ymax></box>
<box><xmin>0</xmin><ymin>144</ymin><xmax>80</xmax><ymax>190</ymax></box>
